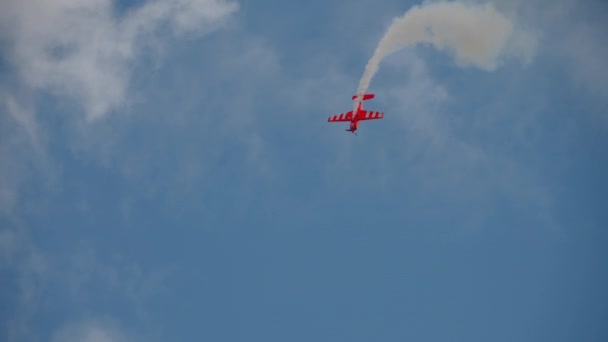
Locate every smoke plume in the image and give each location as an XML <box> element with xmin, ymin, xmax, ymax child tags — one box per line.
<box><xmin>353</xmin><ymin>1</ymin><xmax>535</xmax><ymax>106</ymax></box>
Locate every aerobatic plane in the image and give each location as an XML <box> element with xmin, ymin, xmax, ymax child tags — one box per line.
<box><xmin>327</xmin><ymin>94</ymin><xmax>384</xmax><ymax>134</ymax></box>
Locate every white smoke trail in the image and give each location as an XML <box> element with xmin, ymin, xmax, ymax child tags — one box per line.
<box><xmin>353</xmin><ymin>1</ymin><xmax>535</xmax><ymax>108</ymax></box>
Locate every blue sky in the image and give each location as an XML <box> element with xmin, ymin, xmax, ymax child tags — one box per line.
<box><xmin>1</xmin><ymin>0</ymin><xmax>607</xmax><ymax>341</ymax></box>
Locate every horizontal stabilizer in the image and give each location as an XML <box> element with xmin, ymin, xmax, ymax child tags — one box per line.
<box><xmin>352</xmin><ymin>94</ymin><xmax>375</xmax><ymax>101</ymax></box>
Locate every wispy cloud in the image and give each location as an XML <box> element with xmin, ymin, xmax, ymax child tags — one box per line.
<box><xmin>0</xmin><ymin>0</ymin><xmax>239</xmax><ymax>121</ymax></box>
<box><xmin>51</xmin><ymin>318</ymin><xmax>133</xmax><ymax>342</ymax></box>
<box><xmin>0</xmin><ymin>221</ymin><xmax>49</xmax><ymax>342</ymax></box>
<box><xmin>482</xmin><ymin>0</ymin><xmax>608</xmax><ymax>106</ymax></box>
<box><xmin>0</xmin><ymin>95</ymin><xmax>54</xmax><ymax>215</ymax></box>
<box><xmin>0</xmin><ymin>0</ymin><xmax>240</xmax><ymax>214</ymax></box>
<box><xmin>1</xmin><ymin>230</ymin><xmax>170</xmax><ymax>342</ymax></box>
<box><xmin>0</xmin><ymin>1</ymin><xmax>241</xmax><ymax>340</ymax></box>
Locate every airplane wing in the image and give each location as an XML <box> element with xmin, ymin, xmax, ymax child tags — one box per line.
<box><xmin>328</xmin><ymin>111</ymin><xmax>353</xmax><ymax>122</ymax></box>
<box><xmin>357</xmin><ymin>110</ymin><xmax>384</xmax><ymax>120</ymax></box>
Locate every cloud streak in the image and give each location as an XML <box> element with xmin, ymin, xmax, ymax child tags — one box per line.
<box><xmin>354</xmin><ymin>0</ymin><xmax>537</xmax><ymax>105</ymax></box>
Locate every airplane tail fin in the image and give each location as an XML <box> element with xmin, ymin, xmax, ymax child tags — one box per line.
<box><xmin>352</xmin><ymin>94</ymin><xmax>375</xmax><ymax>101</ymax></box>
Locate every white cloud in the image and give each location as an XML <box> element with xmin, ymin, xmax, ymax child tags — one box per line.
<box><xmin>0</xmin><ymin>0</ymin><xmax>239</xmax><ymax>214</ymax></box>
<box><xmin>0</xmin><ymin>0</ymin><xmax>239</xmax><ymax>121</ymax></box>
<box><xmin>0</xmin><ymin>0</ymin><xmax>238</xmax><ymax>341</ymax></box>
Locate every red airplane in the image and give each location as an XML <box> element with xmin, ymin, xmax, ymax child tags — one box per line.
<box><xmin>327</xmin><ymin>94</ymin><xmax>384</xmax><ymax>134</ymax></box>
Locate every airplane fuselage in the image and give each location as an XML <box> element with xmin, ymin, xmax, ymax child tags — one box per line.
<box><xmin>347</xmin><ymin>120</ymin><xmax>360</xmax><ymax>133</ymax></box>
<box><xmin>346</xmin><ymin>102</ymin><xmax>364</xmax><ymax>133</ymax></box>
